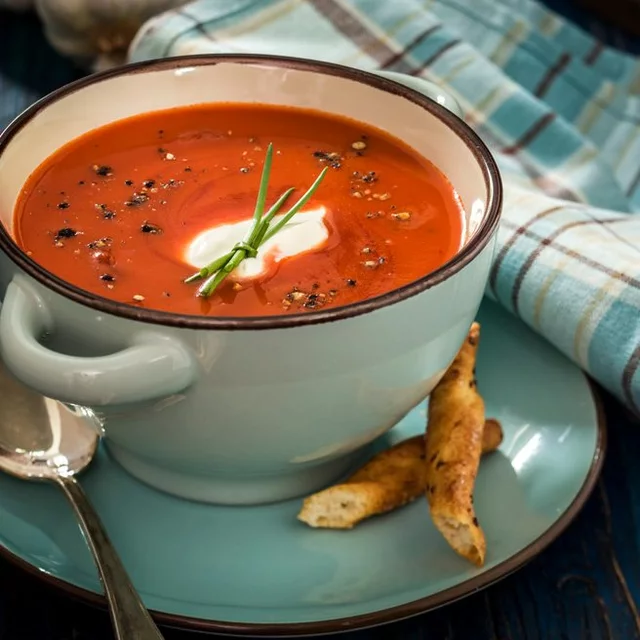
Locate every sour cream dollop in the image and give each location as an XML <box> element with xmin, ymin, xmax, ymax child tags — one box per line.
<box><xmin>185</xmin><ymin>206</ymin><xmax>329</xmax><ymax>280</ymax></box>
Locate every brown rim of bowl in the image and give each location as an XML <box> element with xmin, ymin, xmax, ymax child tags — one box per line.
<box><xmin>0</xmin><ymin>53</ymin><xmax>503</xmax><ymax>331</ymax></box>
<box><xmin>0</xmin><ymin>379</ymin><xmax>606</xmax><ymax>637</ymax></box>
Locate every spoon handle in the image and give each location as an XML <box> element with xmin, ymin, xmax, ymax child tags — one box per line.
<box><xmin>55</xmin><ymin>475</ymin><xmax>165</xmax><ymax>640</ymax></box>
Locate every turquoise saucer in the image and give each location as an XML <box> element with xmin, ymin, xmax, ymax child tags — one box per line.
<box><xmin>0</xmin><ymin>299</ymin><xmax>604</xmax><ymax>636</ymax></box>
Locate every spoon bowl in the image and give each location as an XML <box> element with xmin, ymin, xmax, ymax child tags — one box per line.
<box><xmin>0</xmin><ymin>358</ymin><xmax>164</xmax><ymax>640</ymax></box>
<box><xmin>0</xmin><ymin>374</ymin><xmax>98</xmax><ymax>481</ymax></box>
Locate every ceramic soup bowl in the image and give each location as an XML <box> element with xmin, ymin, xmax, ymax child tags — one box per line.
<box><xmin>0</xmin><ymin>55</ymin><xmax>501</xmax><ymax>505</ymax></box>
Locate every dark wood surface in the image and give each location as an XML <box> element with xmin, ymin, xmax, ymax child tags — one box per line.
<box><xmin>576</xmin><ymin>0</ymin><xmax>640</xmax><ymax>37</ymax></box>
<box><xmin>1</xmin><ymin>7</ymin><xmax>639</xmax><ymax>640</ymax></box>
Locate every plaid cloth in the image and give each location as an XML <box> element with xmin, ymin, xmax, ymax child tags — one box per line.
<box><xmin>127</xmin><ymin>0</ymin><xmax>640</xmax><ymax>416</ymax></box>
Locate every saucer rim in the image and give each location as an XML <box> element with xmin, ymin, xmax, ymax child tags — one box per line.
<box><xmin>0</xmin><ymin>380</ymin><xmax>606</xmax><ymax>637</ymax></box>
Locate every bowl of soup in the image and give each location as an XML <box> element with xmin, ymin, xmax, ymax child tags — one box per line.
<box><xmin>0</xmin><ymin>55</ymin><xmax>501</xmax><ymax>505</ymax></box>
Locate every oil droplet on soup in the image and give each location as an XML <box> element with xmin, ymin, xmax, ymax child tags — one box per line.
<box><xmin>13</xmin><ymin>103</ymin><xmax>464</xmax><ymax>317</ymax></box>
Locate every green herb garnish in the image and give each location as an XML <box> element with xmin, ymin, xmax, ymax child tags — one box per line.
<box><xmin>185</xmin><ymin>143</ymin><xmax>328</xmax><ymax>298</ymax></box>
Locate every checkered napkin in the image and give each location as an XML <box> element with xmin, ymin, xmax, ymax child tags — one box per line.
<box><xmin>128</xmin><ymin>0</ymin><xmax>640</xmax><ymax>414</ymax></box>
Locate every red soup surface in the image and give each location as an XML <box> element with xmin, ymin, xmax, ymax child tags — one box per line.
<box><xmin>14</xmin><ymin>103</ymin><xmax>464</xmax><ymax>317</ymax></box>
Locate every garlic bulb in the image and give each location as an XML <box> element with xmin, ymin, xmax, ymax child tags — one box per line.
<box><xmin>34</xmin><ymin>0</ymin><xmax>190</xmax><ymax>70</ymax></box>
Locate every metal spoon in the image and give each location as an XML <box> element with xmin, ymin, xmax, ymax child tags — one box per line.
<box><xmin>0</xmin><ymin>359</ymin><xmax>164</xmax><ymax>640</ymax></box>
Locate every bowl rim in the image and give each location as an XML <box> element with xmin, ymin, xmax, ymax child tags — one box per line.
<box><xmin>0</xmin><ymin>53</ymin><xmax>503</xmax><ymax>331</ymax></box>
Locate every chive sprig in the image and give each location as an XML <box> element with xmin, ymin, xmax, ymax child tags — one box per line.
<box><xmin>185</xmin><ymin>143</ymin><xmax>328</xmax><ymax>298</ymax></box>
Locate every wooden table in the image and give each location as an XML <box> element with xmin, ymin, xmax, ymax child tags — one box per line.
<box><xmin>1</xmin><ymin>7</ymin><xmax>639</xmax><ymax>640</ymax></box>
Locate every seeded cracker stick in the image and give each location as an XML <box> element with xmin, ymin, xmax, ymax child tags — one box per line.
<box><xmin>297</xmin><ymin>417</ymin><xmax>501</xmax><ymax>530</ymax></box>
<box><xmin>424</xmin><ymin>322</ymin><xmax>486</xmax><ymax>566</ymax></box>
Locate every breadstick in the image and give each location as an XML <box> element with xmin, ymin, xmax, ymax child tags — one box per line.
<box><xmin>424</xmin><ymin>322</ymin><xmax>486</xmax><ymax>566</ymax></box>
<box><xmin>482</xmin><ymin>418</ymin><xmax>503</xmax><ymax>454</ymax></box>
<box><xmin>297</xmin><ymin>435</ymin><xmax>425</xmax><ymax>529</ymax></box>
<box><xmin>297</xmin><ymin>417</ymin><xmax>501</xmax><ymax>530</ymax></box>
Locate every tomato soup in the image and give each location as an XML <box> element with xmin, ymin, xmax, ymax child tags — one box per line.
<box><xmin>13</xmin><ymin>104</ymin><xmax>464</xmax><ymax>317</ymax></box>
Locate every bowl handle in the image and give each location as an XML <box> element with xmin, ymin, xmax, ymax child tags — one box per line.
<box><xmin>373</xmin><ymin>70</ymin><xmax>463</xmax><ymax>118</ymax></box>
<box><xmin>0</xmin><ymin>276</ymin><xmax>197</xmax><ymax>406</ymax></box>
